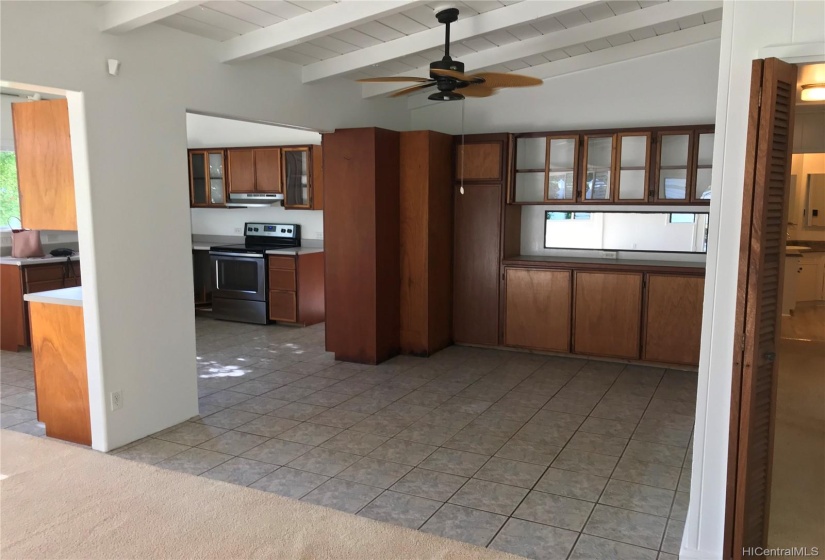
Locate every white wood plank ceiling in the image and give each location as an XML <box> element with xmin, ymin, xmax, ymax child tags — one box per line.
<box><xmin>99</xmin><ymin>0</ymin><xmax>723</xmax><ymax>98</ymax></box>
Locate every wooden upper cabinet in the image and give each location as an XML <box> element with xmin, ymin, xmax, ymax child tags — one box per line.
<box><xmin>12</xmin><ymin>99</ymin><xmax>77</xmax><ymax>231</ymax></box>
<box><xmin>580</xmin><ymin>134</ymin><xmax>616</xmax><ymax>203</ymax></box>
<box><xmin>573</xmin><ymin>271</ymin><xmax>643</xmax><ymax>359</ymax></box>
<box><xmin>226</xmin><ymin>147</ymin><xmax>281</xmax><ymax>194</ymax></box>
<box><xmin>282</xmin><ymin>147</ymin><xmax>310</xmax><ymax>208</ymax></box>
<box><xmin>504</xmin><ymin>268</ymin><xmax>571</xmax><ymax>352</ymax></box>
<box><xmin>226</xmin><ymin>149</ymin><xmax>256</xmax><ymax>193</ymax></box>
<box><xmin>188</xmin><ymin>150</ymin><xmax>226</xmax><ymax>207</ymax></box>
<box><xmin>254</xmin><ymin>148</ymin><xmax>281</xmax><ymax>193</ymax></box>
<box><xmin>456</xmin><ymin>142</ymin><xmax>502</xmax><ymax>182</ymax></box>
<box><xmin>513</xmin><ymin>134</ymin><xmax>578</xmax><ymax>203</ymax></box>
<box><xmin>693</xmin><ymin>130</ymin><xmax>715</xmax><ymax>202</ymax></box>
<box><xmin>615</xmin><ymin>132</ymin><xmax>651</xmax><ymax>202</ymax></box>
<box><xmin>643</xmin><ymin>273</ymin><xmax>704</xmax><ymax>365</ymax></box>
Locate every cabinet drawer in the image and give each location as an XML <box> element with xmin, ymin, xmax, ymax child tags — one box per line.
<box><xmin>26</xmin><ymin>279</ymin><xmax>66</xmax><ymax>293</ymax></box>
<box><xmin>269</xmin><ymin>291</ymin><xmax>297</xmax><ymax>322</ymax></box>
<box><xmin>268</xmin><ymin>256</ymin><xmax>296</xmax><ymax>270</ymax></box>
<box><xmin>24</xmin><ymin>264</ymin><xmax>65</xmax><ymax>283</ymax></box>
<box><xmin>269</xmin><ymin>269</ymin><xmax>296</xmax><ymax>292</ymax></box>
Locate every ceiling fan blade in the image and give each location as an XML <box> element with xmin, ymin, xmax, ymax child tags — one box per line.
<box><xmin>357</xmin><ymin>77</ymin><xmax>432</xmax><ymax>83</ymax></box>
<box><xmin>471</xmin><ymin>72</ymin><xmax>543</xmax><ymax>88</ymax></box>
<box><xmin>430</xmin><ymin>68</ymin><xmax>478</xmax><ymax>83</ymax></box>
<box><xmin>460</xmin><ymin>84</ymin><xmax>495</xmax><ymax>98</ymax></box>
<box><xmin>390</xmin><ymin>82</ymin><xmax>437</xmax><ymax>97</ymax></box>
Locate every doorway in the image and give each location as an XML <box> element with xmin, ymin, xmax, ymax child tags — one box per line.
<box><xmin>726</xmin><ymin>59</ymin><xmax>825</xmax><ymax>559</ymax></box>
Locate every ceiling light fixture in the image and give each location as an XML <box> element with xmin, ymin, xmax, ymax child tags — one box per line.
<box><xmin>801</xmin><ymin>83</ymin><xmax>825</xmax><ymax>101</ymax></box>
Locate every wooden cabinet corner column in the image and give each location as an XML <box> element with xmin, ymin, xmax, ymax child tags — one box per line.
<box><xmin>323</xmin><ymin>128</ymin><xmax>401</xmax><ymax>364</ymax></box>
<box><xmin>400</xmin><ymin>130</ymin><xmax>454</xmax><ymax>356</ymax></box>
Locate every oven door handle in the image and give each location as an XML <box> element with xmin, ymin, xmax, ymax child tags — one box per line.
<box><xmin>209</xmin><ymin>252</ymin><xmax>265</xmax><ymax>258</ymax></box>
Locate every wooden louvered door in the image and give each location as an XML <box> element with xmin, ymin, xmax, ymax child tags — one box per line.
<box><xmin>726</xmin><ymin>58</ymin><xmax>797</xmax><ymax>559</ymax></box>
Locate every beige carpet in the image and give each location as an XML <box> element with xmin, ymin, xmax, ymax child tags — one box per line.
<box><xmin>0</xmin><ymin>430</ymin><xmax>519</xmax><ymax>560</ymax></box>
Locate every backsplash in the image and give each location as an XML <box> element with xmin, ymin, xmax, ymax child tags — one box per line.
<box><xmin>189</xmin><ymin>206</ymin><xmax>323</xmax><ymax>240</ymax></box>
<box><xmin>0</xmin><ymin>230</ymin><xmax>79</xmax><ymax>256</ymax></box>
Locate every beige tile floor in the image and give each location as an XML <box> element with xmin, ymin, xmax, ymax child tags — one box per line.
<box><xmin>1</xmin><ymin>317</ymin><xmax>697</xmax><ymax>559</ymax></box>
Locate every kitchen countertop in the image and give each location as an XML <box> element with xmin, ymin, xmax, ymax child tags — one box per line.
<box><xmin>503</xmin><ymin>254</ymin><xmax>706</xmax><ymax>270</ymax></box>
<box><xmin>24</xmin><ymin>286</ymin><xmax>83</xmax><ymax>307</ymax></box>
<box><xmin>0</xmin><ymin>254</ymin><xmax>80</xmax><ymax>266</ymax></box>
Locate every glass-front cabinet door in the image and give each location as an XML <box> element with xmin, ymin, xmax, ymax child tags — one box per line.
<box><xmin>581</xmin><ymin>135</ymin><xmax>614</xmax><ymax>202</ymax></box>
<box><xmin>656</xmin><ymin>132</ymin><xmax>691</xmax><ymax>202</ymax></box>
<box><xmin>189</xmin><ymin>150</ymin><xmax>226</xmax><ymax>208</ymax></box>
<box><xmin>283</xmin><ymin>147</ymin><xmax>310</xmax><ymax>209</ymax></box>
<box><xmin>514</xmin><ymin>136</ymin><xmax>546</xmax><ymax>203</ymax></box>
<box><xmin>547</xmin><ymin>136</ymin><xmax>578</xmax><ymax>202</ymax></box>
<box><xmin>616</xmin><ymin>133</ymin><xmax>650</xmax><ymax>202</ymax></box>
<box><xmin>693</xmin><ymin>131</ymin><xmax>714</xmax><ymax>201</ymax></box>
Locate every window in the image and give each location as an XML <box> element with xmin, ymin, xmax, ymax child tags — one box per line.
<box><xmin>669</xmin><ymin>213</ymin><xmax>696</xmax><ymax>224</ymax></box>
<box><xmin>0</xmin><ymin>151</ymin><xmax>20</xmax><ymax>229</ymax></box>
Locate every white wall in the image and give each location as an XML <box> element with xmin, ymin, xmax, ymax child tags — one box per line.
<box><xmin>410</xmin><ymin>39</ymin><xmax>721</xmax><ymax>134</ymax></box>
<box><xmin>684</xmin><ymin>1</ymin><xmax>825</xmax><ymax>559</ymax></box>
<box><xmin>0</xmin><ymin>1</ymin><xmax>407</xmax><ymax>451</ymax></box>
<box><xmin>186</xmin><ymin>113</ymin><xmax>324</xmax><ymax>239</ymax></box>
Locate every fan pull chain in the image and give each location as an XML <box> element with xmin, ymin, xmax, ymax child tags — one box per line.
<box><xmin>460</xmin><ymin>98</ymin><xmax>465</xmax><ymax>195</ymax></box>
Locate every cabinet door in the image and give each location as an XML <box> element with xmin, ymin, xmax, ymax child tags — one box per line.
<box><xmin>797</xmin><ymin>261</ymin><xmax>819</xmax><ymax>301</ymax></box>
<box><xmin>514</xmin><ymin>136</ymin><xmax>546</xmax><ymax>203</ymax></box>
<box><xmin>456</xmin><ymin>142</ymin><xmax>502</xmax><ymax>182</ymax></box>
<box><xmin>547</xmin><ymin>136</ymin><xmax>578</xmax><ymax>202</ymax></box>
<box><xmin>504</xmin><ymin>268</ymin><xmax>571</xmax><ymax>352</ymax></box>
<box><xmin>269</xmin><ymin>291</ymin><xmax>297</xmax><ymax>322</ymax></box>
<box><xmin>581</xmin><ymin>135</ymin><xmax>614</xmax><ymax>202</ymax></box>
<box><xmin>573</xmin><ymin>271</ymin><xmax>643</xmax><ymax>359</ymax></box>
<box><xmin>656</xmin><ymin>132</ymin><xmax>692</xmax><ymax>201</ymax></box>
<box><xmin>207</xmin><ymin>151</ymin><xmax>226</xmax><ymax>205</ymax></box>
<box><xmin>12</xmin><ymin>99</ymin><xmax>77</xmax><ymax>231</ymax></box>
<box><xmin>227</xmin><ymin>149</ymin><xmax>256</xmax><ymax>193</ymax></box>
<box><xmin>453</xmin><ymin>183</ymin><xmax>501</xmax><ymax>345</ymax></box>
<box><xmin>692</xmin><ymin>131</ymin><xmax>714</xmax><ymax>202</ymax></box>
<box><xmin>643</xmin><ymin>274</ymin><xmax>704</xmax><ymax>365</ymax></box>
<box><xmin>616</xmin><ymin>133</ymin><xmax>650</xmax><ymax>202</ymax></box>
<box><xmin>282</xmin><ymin>148</ymin><xmax>310</xmax><ymax>207</ymax></box>
<box><xmin>189</xmin><ymin>151</ymin><xmax>208</xmax><ymax>206</ymax></box>
<box><xmin>255</xmin><ymin>148</ymin><xmax>281</xmax><ymax>193</ymax></box>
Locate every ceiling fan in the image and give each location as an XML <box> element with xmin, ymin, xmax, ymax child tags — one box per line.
<box><xmin>358</xmin><ymin>7</ymin><xmax>543</xmax><ymax>101</ymax></box>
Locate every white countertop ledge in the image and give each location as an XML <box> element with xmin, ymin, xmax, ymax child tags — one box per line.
<box><xmin>24</xmin><ymin>287</ymin><xmax>83</xmax><ymax>307</ymax></box>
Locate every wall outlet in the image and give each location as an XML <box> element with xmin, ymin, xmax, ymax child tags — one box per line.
<box><xmin>233</xmin><ymin>227</ymin><xmax>243</xmax><ymax>235</ymax></box>
<box><xmin>601</xmin><ymin>251</ymin><xmax>618</xmax><ymax>259</ymax></box>
<box><xmin>110</xmin><ymin>390</ymin><xmax>123</xmax><ymax>411</ymax></box>
<box><xmin>315</xmin><ymin>232</ymin><xmax>324</xmax><ymax>240</ymax></box>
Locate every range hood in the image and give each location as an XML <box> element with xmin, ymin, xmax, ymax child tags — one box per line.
<box><xmin>226</xmin><ymin>193</ymin><xmax>284</xmax><ymax>207</ymax></box>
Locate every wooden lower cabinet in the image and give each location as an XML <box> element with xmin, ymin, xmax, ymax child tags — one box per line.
<box><xmin>267</xmin><ymin>252</ymin><xmax>324</xmax><ymax>326</ymax></box>
<box><xmin>643</xmin><ymin>274</ymin><xmax>705</xmax><ymax>365</ymax></box>
<box><xmin>573</xmin><ymin>271</ymin><xmax>643</xmax><ymax>360</ymax></box>
<box><xmin>0</xmin><ymin>261</ymin><xmax>82</xmax><ymax>351</ymax></box>
<box><xmin>504</xmin><ymin>268</ymin><xmax>571</xmax><ymax>352</ymax></box>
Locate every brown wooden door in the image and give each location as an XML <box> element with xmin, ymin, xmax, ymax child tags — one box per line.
<box><xmin>453</xmin><ymin>183</ymin><xmax>501</xmax><ymax>345</ymax></box>
<box><xmin>254</xmin><ymin>148</ymin><xmax>281</xmax><ymax>193</ymax></box>
<box><xmin>726</xmin><ymin>58</ymin><xmax>798</xmax><ymax>559</ymax></box>
<box><xmin>12</xmin><ymin>99</ymin><xmax>77</xmax><ymax>231</ymax></box>
<box><xmin>227</xmin><ymin>149</ymin><xmax>255</xmax><ymax>193</ymax></box>
<box><xmin>456</xmin><ymin>143</ymin><xmax>502</xmax><ymax>182</ymax></box>
<box><xmin>643</xmin><ymin>273</ymin><xmax>704</xmax><ymax>365</ymax></box>
<box><xmin>573</xmin><ymin>271</ymin><xmax>643</xmax><ymax>359</ymax></box>
<box><xmin>504</xmin><ymin>268</ymin><xmax>571</xmax><ymax>352</ymax></box>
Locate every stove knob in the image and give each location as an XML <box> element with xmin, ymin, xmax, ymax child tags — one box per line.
<box><xmin>280</xmin><ymin>228</ymin><xmax>286</xmax><ymax>233</ymax></box>
<box><xmin>254</xmin><ymin>227</ymin><xmax>259</xmax><ymax>232</ymax></box>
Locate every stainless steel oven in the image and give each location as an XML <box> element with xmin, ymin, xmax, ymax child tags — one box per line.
<box><xmin>210</xmin><ymin>252</ymin><xmax>267</xmax><ymax>324</ymax></box>
<box><xmin>208</xmin><ymin>222</ymin><xmax>301</xmax><ymax>325</ymax></box>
